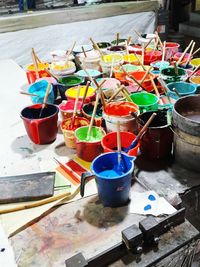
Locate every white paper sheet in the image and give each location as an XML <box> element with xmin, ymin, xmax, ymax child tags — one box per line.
<box><xmin>130</xmin><ymin>191</ymin><xmax>176</xmax><ymax>216</ymax></box>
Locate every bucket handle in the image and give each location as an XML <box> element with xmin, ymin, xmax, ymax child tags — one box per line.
<box><xmin>80</xmin><ymin>171</ymin><xmax>95</xmax><ymax>197</ymax></box>
<box><xmin>169</xmin><ymin>126</ymin><xmax>199</xmax><ymax>145</ymax></box>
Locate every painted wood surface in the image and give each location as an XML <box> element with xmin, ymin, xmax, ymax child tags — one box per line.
<box><xmin>0</xmin><ymin>1</ymin><xmax>159</xmax><ymax>33</ymax></box>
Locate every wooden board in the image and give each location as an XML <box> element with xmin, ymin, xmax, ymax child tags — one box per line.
<box><xmin>0</xmin><ymin>172</ymin><xmax>55</xmax><ymax>203</ymax></box>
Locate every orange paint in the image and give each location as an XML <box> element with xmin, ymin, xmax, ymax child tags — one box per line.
<box><xmin>104</xmin><ymin>101</ymin><xmax>138</xmax><ymax>116</ymax></box>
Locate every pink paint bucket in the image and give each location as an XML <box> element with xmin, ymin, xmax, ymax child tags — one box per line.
<box><xmin>59</xmin><ymin>100</ymin><xmax>82</xmax><ymax>121</ymax></box>
<box><xmin>164</xmin><ymin>42</ymin><xmax>180</xmax><ymax>60</ymax></box>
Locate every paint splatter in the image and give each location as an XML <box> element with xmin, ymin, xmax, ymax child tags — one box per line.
<box><xmin>148</xmin><ymin>194</ymin><xmax>156</xmax><ymax>201</ymax></box>
<box><xmin>144</xmin><ymin>204</ymin><xmax>152</xmax><ymax>211</ymax></box>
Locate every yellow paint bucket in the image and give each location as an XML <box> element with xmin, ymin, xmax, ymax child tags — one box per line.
<box><xmin>190</xmin><ymin>58</ymin><xmax>200</xmax><ymax>68</ymax></box>
<box><xmin>65</xmin><ymin>86</ymin><xmax>96</xmax><ymax>103</ymax></box>
<box><xmin>123</xmin><ymin>54</ymin><xmax>141</xmax><ymax>64</ymax></box>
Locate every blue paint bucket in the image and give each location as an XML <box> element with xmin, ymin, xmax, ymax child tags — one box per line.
<box><xmin>28</xmin><ymin>80</ymin><xmax>54</xmax><ymax>104</ymax></box>
<box><xmin>81</xmin><ymin>152</ymin><xmax>135</xmax><ymax>207</ymax></box>
<box><xmin>167</xmin><ymin>81</ymin><xmax>198</xmax><ymax>100</ymax></box>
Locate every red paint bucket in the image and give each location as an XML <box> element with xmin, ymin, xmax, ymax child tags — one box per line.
<box><xmin>26</xmin><ymin>63</ymin><xmax>50</xmax><ymax>84</ymax></box>
<box><xmin>138</xmin><ymin>110</ymin><xmax>173</xmax><ymax>159</ymax></box>
<box><xmin>101</xmin><ymin>131</ymin><xmax>140</xmax><ymax>157</ymax></box>
<box><xmin>74</xmin><ymin>126</ymin><xmax>106</xmax><ymax>162</ymax></box>
<box><xmin>144</xmin><ymin>51</ymin><xmax>162</xmax><ymax>65</ymax></box>
<box><xmin>164</xmin><ymin>42</ymin><xmax>180</xmax><ymax>60</ymax></box>
<box><xmin>20</xmin><ymin>104</ymin><xmax>59</xmax><ymax>144</ymax></box>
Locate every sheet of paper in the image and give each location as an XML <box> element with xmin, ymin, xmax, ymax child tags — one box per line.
<box><xmin>130</xmin><ymin>190</ymin><xmax>176</xmax><ymax>216</ymax></box>
<box><xmin>0</xmin><ymin>224</ymin><xmax>17</xmax><ymax>267</ymax></box>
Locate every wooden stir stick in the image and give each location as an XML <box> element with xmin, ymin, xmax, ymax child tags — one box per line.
<box><xmin>107</xmin><ymin>85</ymin><xmax>124</xmax><ymax>103</ymax></box>
<box><xmin>116</xmin><ymin>32</ymin><xmax>120</xmax><ymax>45</ymax></box>
<box><xmin>65</xmin><ymin>41</ymin><xmax>76</xmax><ymax>63</ymax></box>
<box><xmin>86</xmin><ymin>93</ymin><xmax>100</xmax><ymax>140</ymax></box>
<box><xmin>161</xmin><ymin>41</ymin><xmax>166</xmax><ymax>62</ymax></box>
<box><xmin>81</xmin><ymin>81</ymin><xmax>91</xmax><ymax>108</ymax></box>
<box><xmin>71</xmin><ymin>85</ymin><xmax>81</xmax><ymax>128</ymax></box>
<box><xmin>184</xmin><ymin>41</ymin><xmax>196</xmax><ymax>67</ymax></box>
<box><xmin>31</xmin><ymin>48</ymin><xmax>39</xmax><ymax>79</ymax></box>
<box><xmin>177</xmin><ymin>40</ymin><xmax>193</xmax><ymax>65</ymax></box>
<box><xmin>20</xmin><ymin>91</ymin><xmax>39</xmax><ymax>97</ymax></box>
<box><xmin>39</xmin><ymin>82</ymin><xmax>51</xmax><ymax>118</ymax></box>
<box><xmin>81</xmin><ymin>46</ymin><xmax>87</xmax><ymax>58</ymax></box>
<box><xmin>89</xmin><ymin>38</ymin><xmax>104</xmax><ymax>59</ymax></box>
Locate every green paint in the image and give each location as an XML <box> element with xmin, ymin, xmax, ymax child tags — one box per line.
<box><xmin>161</xmin><ymin>67</ymin><xmax>187</xmax><ymax>83</ymax></box>
<box><xmin>59</xmin><ymin>76</ymin><xmax>83</xmax><ymax>86</ymax></box>
<box><xmin>75</xmin><ymin>126</ymin><xmax>104</xmax><ymax>142</ymax></box>
<box><xmin>130</xmin><ymin>93</ymin><xmax>158</xmax><ymax>113</ymax></box>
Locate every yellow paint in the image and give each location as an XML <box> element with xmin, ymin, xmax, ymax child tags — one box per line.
<box><xmin>190</xmin><ymin>76</ymin><xmax>200</xmax><ymax>84</ymax></box>
<box><xmin>190</xmin><ymin>58</ymin><xmax>200</xmax><ymax>67</ymax></box>
<box><xmin>27</xmin><ymin>62</ymin><xmax>49</xmax><ymax>71</ymax></box>
<box><xmin>50</xmin><ymin>61</ymin><xmax>75</xmax><ymax>71</ymax></box>
<box><xmin>102</xmin><ymin>54</ymin><xmax>123</xmax><ymax>63</ymax></box>
<box><xmin>66</xmin><ymin>86</ymin><xmax>95</xmax><ymax>98</ymax></box>
<box><xmin>123</xmin><ymin>54</ymin><xmax>141</xmax><ymax>63</ymax></box>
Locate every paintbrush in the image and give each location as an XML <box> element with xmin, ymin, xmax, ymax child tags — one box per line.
<box><xmin>71</xmin><ymin>85</ymin><xmax>81</xmax><ymax>128</ymax></box>
<box><xmin>110</xmin><ymin>57</ymin><xmax>114</xmax><ymax>78</ymax></box>
<box><xmin>124</xmin><ymin>112</ymin><xmax>157</xmax><ymax>152</ymax></box>
<box><xmin>130</xmin><ymin>111</ymin><xmax>145</xmax><ymax>126</ymax></box>
<box><xmin>116</xmin><ymin>121</ymin><xmax>125</xmax><ymax>173</ymax></box>
<box><xmin>177</xmin><ymin>40</ymin><xmax>193</xmax><ymax>65</ymax></box>
<box><xmin>157</xmin><ymin>77</ymin><xmax>172</xmax><ymax>104</ymax></box>
<box><xmin>86</xmin><ymin>93</ymin><xmax>100</xmax><ymax>140</ymax></box>
<box><xmin>173</xmin><ymin>62</ymin><xmax>179</xmax><ymax>76</ymax></box>
<box><xmin>31</xmin><ymin>48</ymin><xmax>39</xmax><ymax>79</ymax></box>
<box><xmin>20</xmin><ymin>91</ymin><xmax>39</xmax><ymax>97</ymax></box>
<box><xmin>127</xmin><ymin>36</ymin><xmax>132</xmax><ymax>45</ymax></box>
<box><xmin>184</xmin><ymin>41</ymin><xmax>195</xmax><ymax>67</ymax></box>
<box><xmin>81</xmin><ymin>81</ymin><xmax>90</xmax><ymax>108</ymax></box>
<box><xmin>172</xmin><ymin>87</ymin><xmax>181</xmax><ymax>98</ymax></box>
<box><xmin>39</xmin><ymin>82</ymin><xmax>51</xmax><ymax>118</ymax></box>
<box><xmin>44</xmin><ymin>68</ymin><xmax>59</xmax><ymax>81</ymax></box>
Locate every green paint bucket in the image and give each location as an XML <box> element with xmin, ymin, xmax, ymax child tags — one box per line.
<box><xmin>160</xmin><ymin>67</ymin><xmax>188</xmax><ymax>83</ymax></box>
<box><xmin>130</xmin><ymin>92</ymin><xmax>159</xmax><ymax>113</ymax></box>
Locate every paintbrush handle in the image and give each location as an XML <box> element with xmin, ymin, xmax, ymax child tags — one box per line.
<box><xmin>172</xmin><ymin>87</ymin><xmax>181</xmax><ymax>98</ymax></box>
<box><xmin>137</xmin><ymin>112</ymin><xmax>156</xmax><ymax>138</ymax></box>
<box><xmin>116</xmin><ymin>32</ymin><xmax>120</xmax><ymax>45</ymax></box>
<box><xmin>177</xmin><ymin>40</ymin><xmax>193</xmax><ymax>65</ymax></box>
<box><xmin>31</xmin><ymin>48</ymin><xmax>39</xmax><ymax>79</ymax></box>
<box><xmin>116</xmin><ymin>121</ymin><xmax>121</xmax><ymax>165</ymax></box>
<box><xmin>192</xmin><ymin>47</ymin><xmax>200</xmax><ymax>57</ymax></box>
<box><xmin>43</xmin><ymin>82</ymin><xmax>51</xmax><ymax>106</ymax></box>
<box><xmin>20</xmin><ymin>91</ymin><xmax>38</xmax><ymax>97</ymax></box>
<box><xmin>81</xmin><ymin>46</ymin><xmax>87</xmax><ymax>57</ymax></box>
<box><xmin>87</xmin><ymin>93</ymin><xmax>100</xmax><ymax>138</ymax></box>
<box><xmin>121</xmin><ymin>88</ymin><xmax>132</xmax><ymax>102</ymax></box>
<box><xmin>81</xmin><ymin>81</ymin><xmax>90</xmax><ymax>107</ymax></box>
<box><xmin>185</xmin><ymin>41</ymin><xmax>195</xmax><ymax>66</ymax></box>
<box><xmin>161</xmin><ymin>41</ymin><xmax>166</xmax><ymax>62</ymax></box>
<box><xmin>107</xmin><ymin>85</ymin><xmax>124</xmax><ymax>103</ymax></box>
<box><xmin>149</xmin><ymin>75</ymin><xmax>160</xmax><ymax>99</ymax></box>
<box><xmin>188</xmin><ymin>64</ymin><xmax>200</xmax><ymax>79</ymax></box>
<box><xmin>72</xmin><ymin>85</ymin><xmax>81</xmax><ymax>119</ymax></box>
<box><xmin>44</xmin><ymin>68</ymin><xmax>59</xmax><ymax>81</ymax></box>
<box><xmin>89</xmin><ymin>38</ymin><xmax>104</xmax><ymax>59</ymax></box>
<box><xmin>136</xmin><ymin>67</ymin><xmax>152</xmax><ymax>90</ymax></box>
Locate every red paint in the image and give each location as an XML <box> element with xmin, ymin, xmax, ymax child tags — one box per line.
<box><xmin>144</xmin><ymin>51</ymin><xmax>162</xmax><ymax>65</ymax></box>
<box><xmin>61</xmin><ymin>117</ymin><xmax>89</xmax><ymax>131</ymax></box>
<box><xmin>104</xmin><ymin>101</ymin><xmax>138</xmax><ymax>116</ymax></box>
<box><xmin>21</xmin><ymin>104</ymin><xmax>59</xmax><ymax>144</ymax></box>
<box><xmin>101</xmin><ymin>131</ymin><xmax>140</xmax><ymax>157</ymax></box>
<box><xmin>127</xmin><ymin>71</ymin><xmax>156</xmax><ymax>92</ymax></box>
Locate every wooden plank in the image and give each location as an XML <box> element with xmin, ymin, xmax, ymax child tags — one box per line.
<box><xmin>0</xmin><ymin>1</ymin><xmax>159</xmax><ymax>33</ymax></box>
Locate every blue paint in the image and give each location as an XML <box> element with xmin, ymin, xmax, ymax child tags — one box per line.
<box><xmin>148</xmin><ymin>194</ymin><xmax>156</xmax><ymax>201</ymax></box>
<box><xmin>99</xmin><ymin>168</ymin><xmax>124</xmax><ymax>178</ymax></box>
<box><xmin>144</xmin><ymin>204</ymin><xmax>152</xmax><ymax>211</ymax></box>
<box><xmin>28</xmin><ymin>80</ymin><xmax>54</xmax><ymax>104</ymax></box>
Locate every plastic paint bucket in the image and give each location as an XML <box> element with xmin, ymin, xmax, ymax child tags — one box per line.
<box><xmin>65</xmin><ymin>85</ymin><xmax>96</xmax><ymax>103</ymax></box>
<box><xmin>28</xmin><ymin>80</ymin><xmax>55</xmax><ymax>104</ymax></box>
<box><xmin>80</xmin><ymin>152</ymin><xmax>135</xmax><ymax>207</ymax></box>
<box><xmin>100</xmin><ymin>54</ymin><xmax>124</xmax><ymax>76</ymax></box>
<box><xmin>103</xmin><ymin>101</ymin><xmax>139</xmax><ymax>133</ymax></box>
<box><xmin>101</xmin><ymin>131</ymin><xmax>140</xmax><ymax>157</ymax></box>
<box><xmin>94</xmin><ymin>78</ymin><xmax>121</xmax><ymax>98</ymax></box>
<box><xmin>138</xmin><ymin>110</ymin><xmax>173</xmax><ymax>159</ymax></box>
<box><xmin>128</xmin><ymin>71</ymin><xmax>156</xmax><ymax>92</ymax></box>
<box><xmin>164</xmin><ymin>42</ymin><xmax>180</xmax><ymax>60</ymax></box>
<box><xmin>130</xmin><ymin>92</ymin><xmax>159</xmax><ymax>113</ymax></box>
<box><xmin>144</xmin><ymin>51</ymin><xmax>162</xmax><ymax>65</ymax></box>
<box><xmin>57</xmin><ymin>75</ymin><xmax>84</xmax><ymax>100</ymax></box>
<box><xmin>82</xmin><ymin>103</ymin><xmax>103</xmax><ymax>127</ymax></box>
<box><xmin>50</xmin><ymin>61</ymin><xmax>76</xmax><ymax>76</ymax></box>
<box><xmin>160</xmin><ymin>67</ymin><xmax>188</xmax><ymax>83</ymax></box>
<box><xmin>60</xmin><ymin>117</ymin><xmax>89</xmax><ymax>148</ymax></box>
<box><xmin>189</xmin><ymin>75</ymin><xmax>200</xmax><ymax>85</ymax></box>
<box><xmin>36</xmin><ymin>77</ymin><xmax>58</xmax><ymax>100</ymax></box>
<box><xmin>167</xmin><ymin>81</ymin><xmax>198</xmax><ymax>100</ymax></box>
<box><xmin>74</xmin><ymin>126</ymin><xmax>106</xmax><ymax>162</ymax></box>
<box><xmin>26</xmin><ymin>62</ymin><xmax>50</xmax><ymax>84</ymax></box>
<box><xmin>59</xmin><ymin>100</ymin><xmax>82</xmax><ymax>120</ymax></box>
<box><xmin>21</xmin><ymin>104</ymin><xmax>59</xmax><ymax>145</ymax></box>
<box><xmin>78</xmin><ymin>50</ymin><xmax>101</xmax><ymax>71</ymax></box>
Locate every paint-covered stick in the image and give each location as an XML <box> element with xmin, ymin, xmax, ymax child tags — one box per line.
<box><xmin>177</xmin><ymin>40</ymin><xmax>193</xmax><ymax>65</ymax></box>
<box><xmin>39</xmin><ymin>82</ymin><xmax>51</xmax><ymax>118</ymax></box>
<box><xmin>65</xmin><ymin>41</ymin><xmax>76</xmax><ymax>63</ymax></box>
<box><xmin>87</xmin><ymin>93</ymin><xmax>100</xmax><ymax>140</ymax></box>
<box><xmin>137</xmin><ymin>112</ymin><xmax>157</xmax><ymax>138</ymax></box>
<box><xmin>133</xmin><ymin>52</ymin><xmax>146</xmax><ymax>71</ymax></box>
<box><xmin>133</xmin><ymin>29</ymin><xmax>141</xmax><ymax>38</ymax></box>
<box><xmin>110</xmin><ymin>57</ymin><xmax>114</xmax><ymax>78</ymax></box>
<box><xmin>187</xmin><ymin>64</ymin><xmax>200</xmax><ymax>80</ymax></box>
<box><xmin>127</xmin><ymin>36</ymin><xmax>132</xmax><ymax>45</ymax></box>
<box><xmin>141</xmin><ymin>44</ymin><xmax>145</xmax><ymax>66</ymax></box>
<box><xmin>81</xmin><ymin>65</ymin><xmax>97</xmax><ymax>87</ymax></box>
<box><xmin>184</xmin><ymin>41</ymin><xmax>195</xmax><ymax>67</ymax></box>
<box><xmin>116</xmin><ymin>32</ymin><xmax>120</xmax><ymax>45</ymax></box>
<box><xmin>44</xmin><ymin>68</ymin><xmax>59</xmax><ymax>81</ymax></box>
<box><xmin>81</xmin><ymin>81</ymin><xmax>91</xmax><ymax>108</ymax></box>
<box><xmin>161</xmin><ymin>41</ymin><xmax>166</xmax><ymax>62</ymax></box>
<box><xmin>157</xmin><ymin>77</ymin><xmax>172</xmax><ymax>103</ymax></box>
<box><xmin>32</xmin><ymin>48</ymin><xmax>41</xmax><ymax>64</ymax></box>
<box><xmin>121</xmin><ymin>88</ymin><xmax>132</xmax><ymax>102</ymax></box>
<box><xmin>144</xmin><ymin>37</ymin><xmax>154</xmax><ymax>49</ymax></box>
<box><xmin>116</xmin><ymin>121</ymin><xmax>122</xmax><ymax>167</ymax></box>
<box><xmin>71</xmin><ymin>85</ymin><xmax>81</xmax><ymax>128</ymax></box>
<box><xmin>136</xmin><ymin>67</ymin><xmax>152</xmax><ymax>91</ymax></box>
<box><xmin>99</xmin><ymin>86</ymin><xmax>106</xmax><ymax>108</ymax></box>
<box><xmin>89</xmin><ymin>38</ymin><xmax>104</xmax><ymax>59</ymax></box>
<box><xmin>20</xmin><ymin>91</ymin><xmax>39</xmax><ymax>97</ymax></box>
<box><xmin>107</xmin><ymin>85</ymin><xmax>124</xmax><ymax>103</ymax></box>
<box><xmin>31</xmin><ymin>48</ymin><xmax>39</xmax><ymax>79</ymax></box>
<box><xmin>81</xmin><ymin>46</ymin><xmax>87</xmax><ymax>58</ymax></box>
